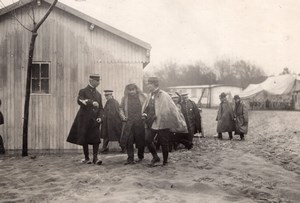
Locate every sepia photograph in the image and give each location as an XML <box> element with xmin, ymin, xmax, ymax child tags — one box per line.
<box><xmin>0</xmin><ymin>0</ymin><xmax>299</xmax><ymax>202</ymax></box>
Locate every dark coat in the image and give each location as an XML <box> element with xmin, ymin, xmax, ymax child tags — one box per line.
<box><xmin>180</xmin><ymin>99</ymin><xmax>202</xmax><ymax>134</ymax></box>
<box><xmin>100</xmin><ymin>98</ymin><xmax>122</xmax><ymax>141</ymax></box>
<box><xmin>67</xmin><ymin>85</ymin><xmax>103</xmax><ymax>145</ymax></box>
<box><xmin>216</xmin><ymin>100</ymin><xmax>234</xmax><ymax>133</ymax></box>
<box><xmin>0</xmin><ymin>111</ymin><xmax>3</xmax><ymax>125</ymax></box>
<box><xmin>119</xmin><ymin>87</ymin><xmax>146</xmax><ymax>149</ymax></box>
<box><xmin>233</xmin><ymin>101</ymin><xmax>248</xmax><ymax>134</ymax></box>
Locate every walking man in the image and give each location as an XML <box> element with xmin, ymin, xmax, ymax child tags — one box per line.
<box><xmin>67</xmin><ymin>74</ymin><xmax>103</xmax><ymax>165</ymax></box>
<box><xmin>216</xmin><ymin>92</ymin><xmax>234</xmax><ymax>140</ymax></box>
<box><xmin>120</xmin><ymin>84</ymin><xmax>146</xmax><ymax>164</ymax></box>
<box><xmin>100</xmin><ymin>90</ymin><xmax>123</xmax><ymax>153</ymax></box>
<box><xmin>233</xmin><ymin>95</ymin><xmax>248</xmax><ymax>140</ymax></box>
<box><xmin>180</xmin><ymin>92</ymin><xmax>202</xmax><ymax>149</ymax></box>
<box><xmin>142</xmin><ymin>77</ymin><xmax>187</xmax><ymax>166</ymax></box>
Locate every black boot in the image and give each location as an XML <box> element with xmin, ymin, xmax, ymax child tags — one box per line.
<box><xmin>228</xmin><ymin>132</ymin><xmax>233</xmax><ymax>140</ymax></box>
<box><xmin>240</xmin><ymin>133</ymin><xmax>245</xmax><ymax>141</ymax></box>
<box><xmin>218</xmin><ymin>133</ymin><xmax>223</xmax><ymax>140</ymax></box>
<box><xmin>162</xmin><ymin>145</ymin><xmax>169</xmax><ymax>165</ymax></box>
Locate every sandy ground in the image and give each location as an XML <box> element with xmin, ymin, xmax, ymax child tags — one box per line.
<box><xmin>0</xmin><ymin>109</ymin><xmax>300</xmax><ymax>203</ymax></box>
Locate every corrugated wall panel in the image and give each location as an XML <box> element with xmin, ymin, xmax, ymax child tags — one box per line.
<box><xmin>0</xmin><ymin>4</ymin><xmax>148</xmax><ymax>150</ymax></box>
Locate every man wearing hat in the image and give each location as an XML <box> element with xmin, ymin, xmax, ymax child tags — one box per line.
<box><xmin>142</xmin><ymin>77</ymin><xmax>187</xmax><ymax>166</ymax></box>
<box><xmin>216</xmin><ymin>92</ymin><xmax>234</xmax><ymax>140</ymax></box>
<box><xmin>100</xmin><ymin>90</ymin><xmax>123</xmax><ymax>153</ymax></box>
<box><xmin>179</xmin><ymin>92</ymin><xmax>202</xmax><ymax>149</ymax></box>
<box><xmin>233</xmin><ymin>95</ymin><xmax>248</xmax><ymax>140</ymax></box>
<box><xmin>67</xmin><ymin>74</ymin><xmax>103</xmax><ymax>165</ymax></box>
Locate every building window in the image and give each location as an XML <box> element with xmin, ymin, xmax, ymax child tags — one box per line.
<box><xmin>31</xmin><ymin>62</ymin><xmax>50</xmax><ymax>94</ymax></box>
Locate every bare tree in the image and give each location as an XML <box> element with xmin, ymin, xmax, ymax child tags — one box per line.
<box><xmin>22</xmin><ymin>0</ymin><xmax>58</xmax><ymax>156</ymax></box>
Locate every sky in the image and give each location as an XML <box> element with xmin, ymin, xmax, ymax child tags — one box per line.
<box><xmin>2</xmin><ymin>0</ymin><xmax>300</xmax><ymax>75</ymax></box>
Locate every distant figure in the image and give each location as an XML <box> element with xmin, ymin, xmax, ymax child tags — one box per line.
<box><xmin>216</xmin><ymin>92</ymin><xmax>234</xmax><ymax>140</ymax></box>
<box><xmin>142</xmin><ymin>77</ymin><xmax>187</xmax><ymax>166</ymax></box>
<box><xmin>233</xmin><ymin>95</ymin><xmax>248</xmax><ymax>140</ymax></box>
<box><xmin>265</xmin><ymin>99</ymin><xmax>270</xmax><ymax>110</ymax></box>
<box><xmin>0</xmin><ymin>99</ymin><xmax>5</xmax><ymax>154</ymax></box>
<box><xmin>180</xmin><ymin>92</ymin><xmax>202</xmax><ymax>148</ymax></box>
<box><xmin>100</xmin><ymin>90</ymin><xmax>123</xmax><ymax>153</ymax></box>
<box><xmin>67</xmin><ymin>74</ymin><xmax>103</xmax><ymax>165</ymax></box>
<box><xmin>119</xmin><ymin>84</ymin><xmax>146</xmax><ymax>165</ymax></box>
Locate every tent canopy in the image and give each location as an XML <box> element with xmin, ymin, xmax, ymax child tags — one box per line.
<box><xmin>240</xmin><ymin>74</ymin><xmax>297</xmax><ymax>99</ymax></box>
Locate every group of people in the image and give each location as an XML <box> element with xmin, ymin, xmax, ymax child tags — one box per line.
<box><xmin>66</xmin><ymin>74</ymin><xmax>249</xmax><ymax>167</ymax></box>
<box><xmin>216</xmin><ymin>92</ymin><xmax>249</xmax><ymax>141</ymax></box>
<box><xmin>66</xmin><ymin>75</ymin><xmax>203</xmax><ymax>166</ymax></box>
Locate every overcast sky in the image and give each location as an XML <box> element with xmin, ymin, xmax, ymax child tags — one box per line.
<box><xmin>2</xmin><ymin>0</ymin><xmax>300</xmax><ymax>75</ymax></box>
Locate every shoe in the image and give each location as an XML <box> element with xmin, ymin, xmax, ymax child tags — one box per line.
<box><xmin>136</xmin><ymin>158</ymin><xmax>143</xmax><ymax>163</ymax></box>
<box><xmin>124</xmin><ymin>160</ymin><xmax>136</xmax><ymax>165</ymax></box>
<box><xmin>100</xmin><ymin>148</ymin><xmax>109</xmax><ymax>153</ymax></box>
<box><xmin>162</xmin><ymin>161</ymin><xmax>168</xmax><ymax>166</ymax></box>
<box><xmin>93</xmin><ymin>158</ymin><xmax>102</xmax><ymax>165</ymax></box>
<box><xmin>81</xmin><ymin>159</ymin><xmax>92</xmax><ymax>164</ymax></box>
<box><xmin>148</xmin><ymin>157</ymin><xmax>160</xmax><ymax>167</ymax></box>
<box><xmin>240</xmin><ymin>137</ymin><xmax>245</xmax><ymax>141</ymax></box>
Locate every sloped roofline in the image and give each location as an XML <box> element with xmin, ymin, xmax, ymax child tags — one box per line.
<box><xmin>0</xmin><ymin>0</ymin><xmax>152</xmax><ymax>50</ymax></box>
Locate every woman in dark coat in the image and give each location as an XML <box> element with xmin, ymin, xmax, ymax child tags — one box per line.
<box><xmin>119</xmin><ymin>84</ymin><xmax>146</xmax><ymax>164</ymax></box>
<box><xmin>233</xmin><ymin>95</ymin><xmax>248</xmax><ymax>140</ymax></box>
<box><xmin>100</xmin><ymin>90</ymin><xmax>123</xmax><ymax>153</ymax></box>
<box><xmin>67</xmin><ymin>74</ymin><xmax>103</xmax><ymax>165</ymax></box>
<box><xmin>216</xmin><ymin>92</ymin><xmax>234</xmax><ymax>140</ymax></box>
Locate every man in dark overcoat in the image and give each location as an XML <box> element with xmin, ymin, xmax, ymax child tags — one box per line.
<box><xmin>119</xmin><ymin>84</ymin><xmax>146</xmax><ymax>164</ymax></box>
<box><xmin>67</xmin><ymin>74</ymin><xmax>103</xmax><ymax>165</ymax></box>
<box><xmin>179</xmin><ymin>92</ymin><xmax>202</xmax><ymax>149</ymax></box>
<box><xmin>216</xmin><ymin>92</ymin><xmax>234</xmax><ymax>140</ymax></box>
<box><xmin>233</xmin><ymin>95</ymin><xmax>248</xmax><ymax>140</ymax></box>
<box><xmin>100</xmin><ymin>90</ymin><xmax>123</xmax><ymax>153</ymax></box>
<box><xmin>0</xmin><ymin>99</ymin><xmax>5</xmax><ymax>154</ymax></box>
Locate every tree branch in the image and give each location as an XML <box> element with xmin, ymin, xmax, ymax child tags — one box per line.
<box><xmin>33</xmin><ymin>0</ymin><xmax>57</xmax><ymax>32</ymax></box>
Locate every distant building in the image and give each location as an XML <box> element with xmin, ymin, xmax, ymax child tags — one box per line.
<box><xmin>0</xmin><ymin>0</ymin><xmax>151</xmax><ymax>151</ymax></box>
<box><xmin>168</xmin><ymin>85</ymin><xmax>242</xmax><ymax>108</ymax></box>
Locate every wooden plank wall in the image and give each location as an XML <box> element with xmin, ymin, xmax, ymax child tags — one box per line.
<box><xmin>0</xmin><ymin>4</ymin><xmax>148</xmax><ymax>150</ymax></box>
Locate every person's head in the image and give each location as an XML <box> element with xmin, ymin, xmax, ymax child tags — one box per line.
<box><xmin>171</xmin><ymin>95</ymin><xmax>180</xmax><ymax>104</ymax></box>
<box><xmin>104</xmin><ymin>90</ymin><xmax>113</xmax><ymax>100</ymax></box>
<box><xmin>126</xmin><ymin>84</ymin><xmax>138</xmax><ymax>96</ymax></box>
<box><xmin>89</xmin><ymin>74</ymin><xmax>100</xmax><ymax>88</ymax></box>
<box><xmin>234</xmin><ymin>95</ymin><xmax>240</xmax><ymax>103</ymax></box>
<box><xmin>146</xmin><ymin>77</ymin><xmax>159</xmax><ymax>93</ymax></box>
<box><xmin>181</xmin><ymin>92</ymin><xmax>189</xmax><ymax>101</ymax></box>
<box><xmin>219</xmin><ymin>92</ymin><xmax>227</xmax><ymax>102</ymax></box>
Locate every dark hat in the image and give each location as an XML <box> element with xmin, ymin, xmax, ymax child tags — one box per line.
<box><xmin>104</xmin><ymin>90</ymin><xmax>113</xmax><ymax>95</ymax></box>
<box><xmin>89</xmin><ymin>74</ymin><xmax>100</xmax><ymax>81</ymax></box>
<box><xmin>219</xmin><ymin>92</ymin><xmax>227</xmax><ymax>99</ymax></box>
<box><xmin>147</xmin><ymin>77</ymin><xmax>159</xmax><ymax>84</ymax></box>
<box><xmin>234</xmin><ymin>95</ymin><xmax>240</xmax><ymax>100</ymax></box>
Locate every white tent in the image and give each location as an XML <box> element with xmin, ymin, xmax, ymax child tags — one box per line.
<box><xmin>240</xmin><ymin>74</ymin><xmax>297</xmax><ymax>99</ymax></box>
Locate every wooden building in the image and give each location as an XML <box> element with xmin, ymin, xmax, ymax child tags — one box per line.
<box><xmin>0</xmin><ymin>0</ymin><xmax>151</xmax><ymax>150</ymax></box>
<box><xmin>168</xmin><ymin>85</ymin><xmax>242</xmax><ymax>108</ymax></box>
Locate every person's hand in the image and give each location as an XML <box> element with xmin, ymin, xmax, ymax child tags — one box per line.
<box><xmin>93</xmin><ymin>101</ymin><xmax>99</xmax><ymax>108</ymax></box>
<box><xmin>142</xmin><ymin>113</ymin><xmax>147</xmax><ymax>119</ymax></box>
<box><xmin>79</xmin><ymin>99</ymin><xmax>88</xmax><ymax>105</ymax></box>
<box><xmin>96</xmin><ymin>118</ymin><xmax>101</xmax><ymax>123</ymax></box>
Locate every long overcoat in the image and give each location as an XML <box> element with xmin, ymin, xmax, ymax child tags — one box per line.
<box><xmin>119</xmin><ymin>91</ymin><xmax>146</xmax><ymax>149</ymax></box>
<box><xmin>216</xmin><ymin>100</ymin><xmax>234</xmax><ymax>133</ymax></box>
<box><xmin>233</xmin><ymin>101</ymin><xmax>248</xmax><ymax>134</ymax></box>
<box><xmin>67</xmin><ymin>85</ymin><xmax>103</xmax><ymax>145</ymax></box>
<box><xmin>100</xmin><ymin>98</ymin><xmax>122</xmax><ymax>141</ymax></box>
<box><xmin>142</xmin><ymin>89</ymin><xmax>187</xmax><ymax>133</ymax></box>
<box><xmin>180</xmin><ymin>99</ymin><xmax>202</xmax><ymax>134</ymax></box>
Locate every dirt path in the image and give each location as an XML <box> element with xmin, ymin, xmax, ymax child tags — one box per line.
<box><xmin>0</xmin><ymin>110</ymin><xmax>299</xmax><ymax>203</ymax></box>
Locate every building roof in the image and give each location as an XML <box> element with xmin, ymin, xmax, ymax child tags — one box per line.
<box><xmin>0</xmin><ymin>0</ymin><xmax>151</xmax><ymax>50</ymax></box>
<box><xmin>168</xmin><ymin>84</ymin><xmax>240</xmax><ymax>89</ymax></box>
